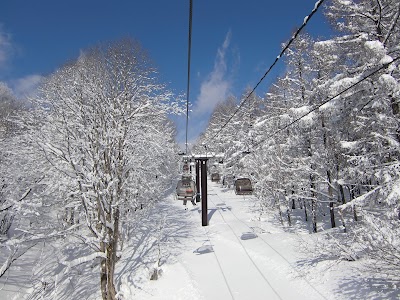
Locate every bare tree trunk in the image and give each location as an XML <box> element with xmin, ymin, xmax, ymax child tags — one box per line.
<box><xmin>106</xmin><ymin>244</ymin><xmax>117</xmax><ymax>300</ymax></box>
<box><xmin>287</xmin><ymin>207</ymin><xmax>292</xmax><ymax>226</ymax></box>
<box><xmin>335</xmin><ymin>155</ymin><xmax>346</xmax><ymax>205</ymax></box>
<box><xmin>310</xmin><ymin>174</ymin><xmax>317</xmax><ymax>233</ymax></box>
<box><xmin>349</xmin><ymin>187</ymin><xmax>359</xmax><ymax>222</ymax></box>
<box><xmin>278</xmin><ymin>203</ymin><xmax>283</xmax><ymax>226</ymax></box>
<box><xmin>303</xmin><ymin>200</ymin><xmax>308</xmax><ymax>222</ymax></box>
<box><xmin>100</xmin><ymin>209</ymin><xmax>119</xmax><ymax>300</ymax></box>
<box><xmin>321</xmin><ymin>113</ymin><xmax>336</xmax><ymax>228</ymax></box>
<box><xmin>339</xmin><ymin>209</ymin><xmax>347</xmax><ymax>233</ymax></box>
<box><xmin>100</xmin><ymin>242</ymin><xmax>107</xmax><ymax>300</ymax></box>
<box><xmin>390</xmin><ymin>95</ymin><xmax>400</xmax><ymax>142</ymax></box>
<box><xmin>327</xmin><ymin>170</ymin><xmax>336</xmax><ymax>228</ymax></box>
<box><xmin>353</xmin><ymin>205</ymin><xmax>359</xmax><ymax>222</ymax></box>
<box><xmin>307</xmin><ymin>134</ymin><xmax>317</xmax><ymax>232</ymax></box>
<box><xmin>100</xmin><ymin>243</ymin><xmax>117</xmax><ymax>300</ymax></box>
<box><xmin>312</xmin><ymin>199</ymin><xmax>317</xmax><ymax>233</ymax></box>
<box><xmin>106</xmin><ymin>208</ymin><xmax>120</xmax><ymax>300</ymax></box>
<box><xmin>291</xmin><ymin>186</ymin><xmax>296</xmax><ymax>209</ymax></box>
<box><xmin>339</xmin><ymin>184</ymin><xmax>345</xmax><ymax>204</ymax></box>
<box><xmin>329</xmin><ymin>202</ymin><xmax>335</xmax><ymax>228</ymax></box>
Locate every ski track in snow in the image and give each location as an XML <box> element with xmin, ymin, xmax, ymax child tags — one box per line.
<box><xmin>128</xmin><ymin>180</ymin><xmax>329</xmax><ymax>300</ymax></box>
<box><xmin>203</xmin><ymin>183</ymin><xmax>326</xmax><ymax>300</ymax></box>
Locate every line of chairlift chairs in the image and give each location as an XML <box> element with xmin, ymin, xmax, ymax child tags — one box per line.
<box><xmin>176</xmin><ymin>158</ymin><xmax>253</xmax><ymax>203</ymax></box>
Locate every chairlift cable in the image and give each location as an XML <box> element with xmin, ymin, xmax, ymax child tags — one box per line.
<box><xmin>185</xmin><ymin>0</ymin><xmax>193</xmax><ymax>155</ymax></box>
<box><xmin>250</xmin><ymin>56</ymin><xmax>400</xmax><ymax>151</ymax></box>
<box><xmin>206</xmin><ymin>0</ymin><xmax>326</xmax><ymax>144</ymax></box>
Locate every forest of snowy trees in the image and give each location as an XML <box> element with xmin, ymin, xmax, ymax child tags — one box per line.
<box><xmin>1</xmin><ymin>0</ymin><xmax>399</xmax><ymax>299</ymax></box>
<box><xmin>194</xmin><ymin>0</ymin><xmax>400</xmax><ymax>280</ymax></box>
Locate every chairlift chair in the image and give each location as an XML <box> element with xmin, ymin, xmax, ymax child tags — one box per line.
<box><xmin>211</xmin><ymin>172</ymin><xmax>220</xmax><ymax>183</ymax></box>
<box><xmin>176</xmin><ymin>179</ymin><xmax>196</xmax><ymax>201</ymax></box>
<box><xmin>235</xmin><ymin>178</ymin><xmax>253</xmax><ymax>195</ymax></box>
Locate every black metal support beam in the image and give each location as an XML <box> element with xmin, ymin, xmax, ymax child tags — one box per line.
<box><xmin>199</xmin><ymin>159</ymin><xmax>208</xmax><ymax>226</ymax></box>
<box><xmin>195</xmin><ymin>160</ymin><xmax>200</xmax><ymax>202</ymax></box>
<box><xmin>186</xmin><ymin>154</ymin><xmax>216</xmax><ymax>226</ymax></box>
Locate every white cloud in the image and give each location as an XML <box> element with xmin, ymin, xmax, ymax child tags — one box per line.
<box><xmin>11</xmin><ymin>74</ymin><xmax>43</xmax><ymax>100</ymax></box>
<box><xmin>0</xmin><ymin>25</ymin><xmax>13</xmax><ymax>69</ymax></box>
<box><xmin>194</xmin><ymin>31</ymin><xmax>232</xmax><ymax>115</ymax></box>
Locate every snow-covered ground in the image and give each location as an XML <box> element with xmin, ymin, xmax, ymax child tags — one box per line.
<box><xmin>118</xmin><ymin>180</ymin><xmax>398</xmax><ymax>300</ymax></box>
<box><xmin>121</xmin><ymin>182</ymin><xmax>324</xmax><ymax>300</ymax></box>
<box><xmin>1</xmin><ymin>179</ymin><xmax>398</xmax><ymax>299</ymax></box>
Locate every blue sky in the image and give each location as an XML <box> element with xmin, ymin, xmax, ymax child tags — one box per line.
<box><xmin>0</xmin><ymin>0</ymin><xmax>332</xmax><ymax>148</ymax></box>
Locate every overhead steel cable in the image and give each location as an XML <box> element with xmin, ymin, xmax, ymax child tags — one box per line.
<box><xmin>250</xmin><ymin>56</ymin><xmax>400</xmax><ymax>150</ymax></box>
<box><xmin>185</xmin><ymin>0</ymin><xmax>193</xmax><ymax>154</ymax></box>
<box><xmin>206</xmin><ymin>0</ymin><xmax>326</xmax><ymax>144</ymax></box>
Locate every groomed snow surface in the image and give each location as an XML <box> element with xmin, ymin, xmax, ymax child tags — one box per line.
<box><xmin>1</xmin><ymin>179</ymin><xmax>398</xmax><ymax>299</ymax></box>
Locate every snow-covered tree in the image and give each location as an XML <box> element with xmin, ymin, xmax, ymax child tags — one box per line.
<box><xmin>0</xmin><ymin>82</ymin><xmax>18</xmax><ymax>236</ymax></box>
<box><xmin>26</xmin><ymin>38</ymin><xmax>182</xmax><ymax>299</ymax></box>
<box><xmin>0</xmin><ymin>82</ymin><xmax>47</xmax><ymax>279</ymax></box>
<box><xmin>318</xmin><ymin>0</ymin><xmax>400</xmax><ymax>274</ymax></box>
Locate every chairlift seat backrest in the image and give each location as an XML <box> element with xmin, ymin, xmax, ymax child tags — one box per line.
<box><xmin>176</xmin><ymin>179</ymin><xmax>196</xmax><ymax>200</ymax></box>
<box><xmin>211</xmin><ymin>173</ymin><xmax>220</xmax><ymax>182</ymax></box>
<box><xmin>235</xmin><ymin>178</ymin><xmax>253</xmax><ymax>195</ymax></box>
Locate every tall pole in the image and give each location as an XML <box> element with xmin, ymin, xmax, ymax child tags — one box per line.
<box><xmin>195</xmin><ymin>160</ymin><xmax>200</xmax><ymax>202</ymax></box>
<box><xmin>200</xmin><ymin>159</ymin><xmax>208</xmax><ymax>226</ymax></box>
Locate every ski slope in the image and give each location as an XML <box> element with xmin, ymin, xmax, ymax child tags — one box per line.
<box><xmin>123</xmin><ymin>180</ymin><xmax>330</xmax><ymax>300</ymax></box>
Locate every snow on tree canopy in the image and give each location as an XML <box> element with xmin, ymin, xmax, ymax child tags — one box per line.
<box><xmin>363</xmin><ymin>40</ymin><xmax>393</xmax><ymax>65</ymax></box>
<box><xmin>364</xmin><ymin>41</ymin><xmax>385</xmax><ymax>57</ymax></box>
<box><xmin>329</xmin><ymin>76</ymin><xmax>360</xmax><ymax>95</ymax></box>
<box><xmin>380</xmin><ymin>55</ymin><xmax>394</xmax><ymax>66</ymax></box>
<box><xmin>340</xmin><ymin>140</ymin><xmax>359</xmax><ymax>150</ymax></box>
<box><xmin>254</xmin><ymin>118</ymin><xmax>268</xmax><ymax>128</ymax></box>
<box><xmin>379</xmin><ymin>74</ymin><xmax>399</xmax><ymax>93</ymax></box>
<box><xmin>289</xmin><ymin>106</ymin><xmax>310</xmax><ymax>115</ymax></box>
<box><xmin>314</xmin><ymin>40</ymin><xmax>335</xmax><ymax>48</ymax></box>
<box><xmin>336</xmin><ymin>0</ymin><xmax>353</xmax><ymax>6</ymax></box>
<box><xmin>285</xmin><ymin>106</ymin><xmax>315</xmax><ymax>125</ymax></box>
<box><xmin>318</xmin><ymin>100</ymin><xmax>335</xmax><ymax>112</ymax></box>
